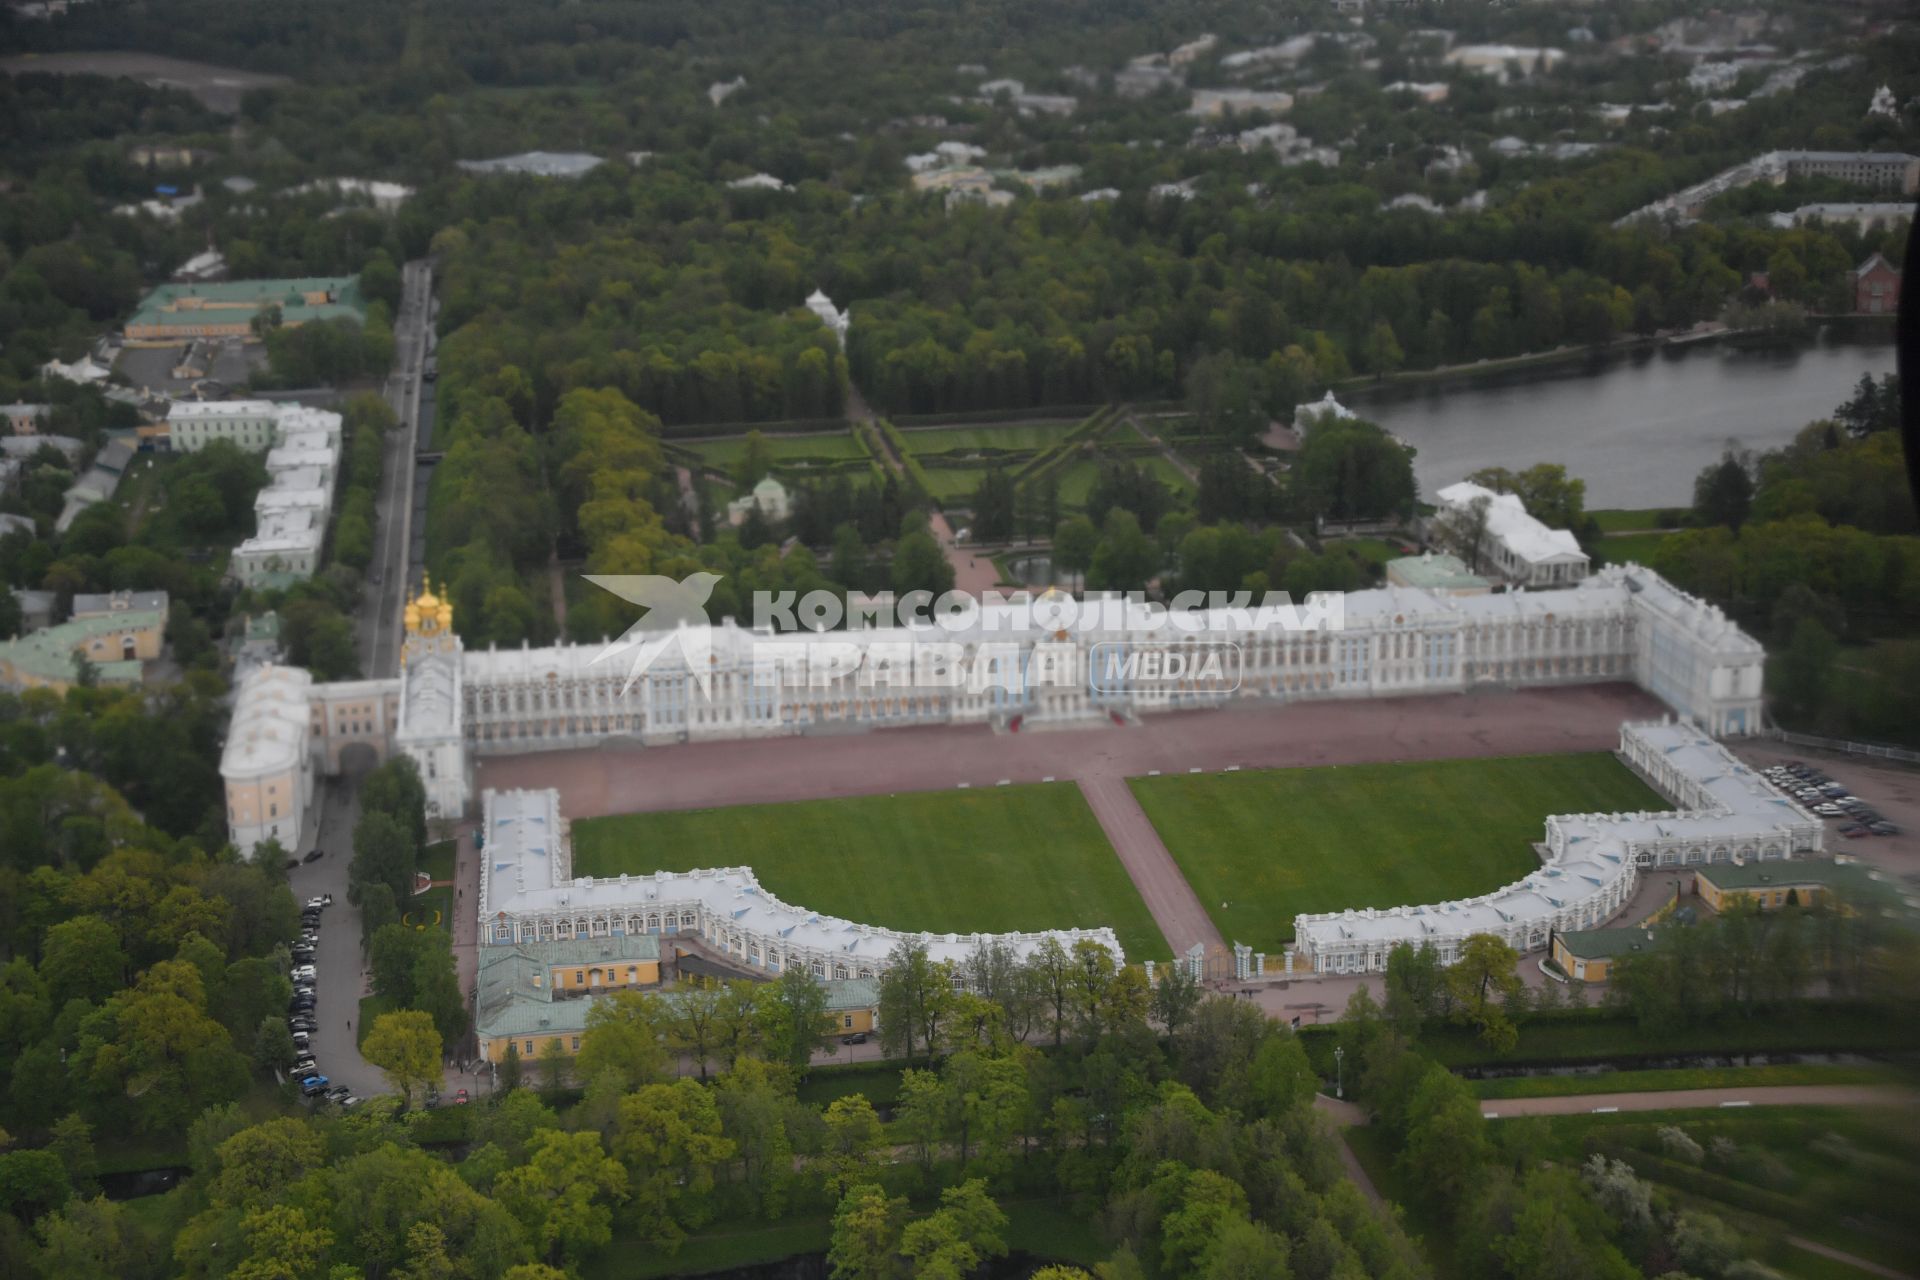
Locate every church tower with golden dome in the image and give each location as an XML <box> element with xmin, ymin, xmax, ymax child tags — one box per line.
<box><xmin>401</xmin><ymin>578</ymin><xmax>459</xmax><ymax>666</ymax></box>
<box><xmin>395</xmin><ymin>577</ymin><xmax>469</xmax><ymax>819</ymax></box>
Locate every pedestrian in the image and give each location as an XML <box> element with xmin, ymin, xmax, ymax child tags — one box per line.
<box><xmin>346</xmin><ymin>1018</ymin><xmax>352</xmax><ymax>1031</ymax></box>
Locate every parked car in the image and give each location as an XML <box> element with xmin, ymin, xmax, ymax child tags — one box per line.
<box><xmin>284</xmin><ymin>859</ymin><xmax>301</xmax><ymax>871</ymax></box>
<box><xmin>453</xmin><ymin>1089</ymin><xmax>469</xmax><ymax>1105</ymax></box>
<box><xmin>1870</xmin><ymin>822</ymin><xmax>1901</xmax><ymax>835</ymax></box>
<box><xmin>1842</xmin><ymin>826</ymin><xmax>1871</xmax><ymax>838</ymax></box>
<box><xmin>302</xmin><ymin>849</ymin><xmax>324</xmax><ymax>863</ymax></box>
<box><xmin>306</xmin><ymin>895</ymin><xmax>332</xmax><ymax>911</ymax></box>
<box><xmin>841</xmin><ymin>1033</ymin><xmax>868</xmax><ymax>1045</ymax></box>
<box><xmin>300</xmin><ymin>1076</ymin><xmax>331</xmax><ymax>1097</ymax></box>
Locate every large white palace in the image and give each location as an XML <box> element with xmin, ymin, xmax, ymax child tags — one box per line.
<box><xmin>477</xmin><ymin>786</ymin><xmax>1123</xmax><ymax>973</ymax></box>
<box><xmin>1289</xmin><ymin>719</ymin><xmax>1824</xmax><ymax>976</ymax></box>
<box><xmin>222</xmin><ymin>562</ymin><xmax>1766</xmax><ymax>857</ymax></box>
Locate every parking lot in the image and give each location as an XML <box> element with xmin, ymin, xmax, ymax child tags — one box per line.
<box><xmin>113</xmin><ymin>340</ymin><xmax>264</xmax><ymax>397</ymax></box>
<box><xmin>1738</xmin><ymin>742</ymin><xmax>1920</xmax><ymax>887</ymax></box>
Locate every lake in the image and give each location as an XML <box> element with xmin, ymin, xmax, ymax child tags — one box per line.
<box><xmin>1348</xmin><ymin>337</ymin><xmax>1899</xmax><ymax>509</ymax></box>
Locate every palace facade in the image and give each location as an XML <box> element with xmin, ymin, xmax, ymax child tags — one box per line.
<box><xmin>1288</xmin><ymin>720</ymin><xmax>1825</xmax><ymax>976</ymax></box>
<box><xmin>223</xmin><ymin>563</ymin><xmax>1766</xmax><ymax>856</ymax></box>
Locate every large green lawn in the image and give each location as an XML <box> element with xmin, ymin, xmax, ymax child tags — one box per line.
<box><xmin>896</xmin><ymin>422</ymin><xmax>1080</xmax><ymax>454</ymax></box>
<box><xmin>572</xmin><ymin>783</ymin><xmax>1168</xmax><ymax>960</ymax></box>
<box><xmin>686</xmin><ymin>430</ymin><xmax>869</xmax><ymax>468</ymax></box>
<box><xmin>1131</xmin><ymin>753</ymin><xmax>1667</xmax><ymax>954</ymax></box>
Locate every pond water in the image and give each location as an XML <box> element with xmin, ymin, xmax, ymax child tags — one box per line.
<box><xmin>1349</xmin><ymin>336</ymin><xmax>1898</xmax><ymax>509</ymax></box>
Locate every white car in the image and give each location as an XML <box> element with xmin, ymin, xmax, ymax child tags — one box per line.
<box><xmin>291</xmin><ymin>965</ymin><xmax>317</xmax><ymax>980</ymax></box>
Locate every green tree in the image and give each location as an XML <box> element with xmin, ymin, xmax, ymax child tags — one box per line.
<box><xmin>828</xmin><ymin>1182</ymin><xmax>904</xmax><ymax>1280</ymax></box>
<box><xmin>1051</xmin><ymin>516</ymin><xmax>1098</xmax><ymax>589</ymax></box>
<box><xmin>350</xmin><ymin>811</ymin><xmax>416</xmax><ymax>908</ymax></box>
<box><xmin>755</xmin><ymin>964</ymin><xmax>835</xmax><ymax>1075</ymax></box>
<box><xmin>576</xmin><ymin>990</ymin><xmax>667</xmax><ymax>1090</ymax></box>
<box><xmin>611</xmin><ymin>1080</ymin><xmax>735</xmax><ymax>1250</ymax></box>
<box><xmin>890</xmin><ymin>529</ymin><xmax>954</xmax><ymax>598</ymax></box>
<box><xmin>876</xmin><ymin>942</ymin><xmax>952</xmax><ymax>1067</ymax></box>
<box><xmin>494</xmin><ymin>1129</ymin><xmax>628</xmax><ymax>1268</ymax></box>
<box><xmin>1445</xmin><ymin>934</ymin><xmax>1523</xmax><ymax>1052</ymax></box>
<box><xmin>361</xmin><ymin>1009</ymin><xmax>442</xmax><ymax>1106</ymax></box>
<box><xmin>1694</xmin><ymin>449</ymin><xmax>1756</xmax><ymax>535</ymax></box>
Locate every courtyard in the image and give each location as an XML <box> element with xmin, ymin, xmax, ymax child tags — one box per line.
<box><xmin>1131</xmin><ymin>752</ymin><xmax>1670</xmax><ymax>955</ymax></box>
<box><xmin>571</xmin><ymin>781</ymin><xmax>1169</xmax><ymax>961</ymax></box>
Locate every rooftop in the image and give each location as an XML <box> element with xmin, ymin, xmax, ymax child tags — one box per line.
<box><xmin>457</xmin><ymin>151</ymin><xmax>604</xmax><ymax>178</ymax></box>
<box><xmin>0</xmin><ymin>609</ymin><xmax>161</xmax><ymax>685</ymax></box>
<box><xmin>1438</xmin><ymin>480</ymin><xmax>1586</xmax><ymax>566</ymax></box>
<box><xmin>128</xmin><ymin>277</ymin><xmax>365</xmax><ymax>331</ymax></box>
<box><xmin>1556</xmin><ymin>926</ymin><xmax>1663</xmax><ymax>961</ymax></box>
<box><xmin>1387</xmin><ymin>553</ymin><xmax>1490</xmax><ymax>591</ymax></box>
<box><xmin>1695</xmin><ymin>859</ymin><xmax>1857</xmax><ymax>892</ymax></box>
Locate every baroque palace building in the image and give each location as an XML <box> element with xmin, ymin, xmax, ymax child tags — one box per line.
<box><xmin>223</xmin><ymin>565</ymin><xmax>1766</xmax><ymax>861</ymax></box>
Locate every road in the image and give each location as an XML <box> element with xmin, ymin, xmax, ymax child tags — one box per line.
<box><xmin>282</xmin><ymin>769</ymin><xmax>385</xmax><ymax>1099</ymax></box>
<box><xmin>359</xmin><ymin>259</ymin><xmax>433</xmax><ymax>678</ymax></box>
<box><xmin>1479</xmin><ymin>1084</ymin><xmax>1920</xmax><ymax>1118</ymax></box>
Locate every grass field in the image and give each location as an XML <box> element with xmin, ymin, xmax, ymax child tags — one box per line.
<box><xmin>1470</xmin><ymin>1062</ymin><xmax>1907</xmax><ymax>1100</ymax></box>
<box><xmin>1596</xmin><ymin>530</ymin><xmax>1675</xmax><ymax>566</ymax></box>
<box><xmin>685</xmin><ymin>431</ymin><xmax>868</xmax><ymax>469</ymax></box>
<box><xmin>1591</xmin><ymin>508</ymin><xmax>1679</xmax><ymax>533</ymax></box>
<box><xmin>1131</xmin><ymin>753</ymin><xmax>1667</xmax><ymax>954</ymax></box>
<box><xmin>896</xmin><ymin>423</ymin><xmax>1078</xmax><ymax>454</ymax></box>
<box><xmin>919</xmin><ymin>466</ymin><xmax>995</xmax><ymax>503</ymax></box>
<box><xmin>572</xmin><ymin>783</ymin><xmax>1168</xmax><ymax>960</ymax></box>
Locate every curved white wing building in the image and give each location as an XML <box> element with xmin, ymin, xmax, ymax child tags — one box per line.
<box><xmin>1289</xmin><ymin>720</ymin><xmax>1823</xmax><ymax>974</ymax></box>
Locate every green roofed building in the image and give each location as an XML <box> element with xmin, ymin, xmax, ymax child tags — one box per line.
<box><xmin>1548</xmin><ymin>925</ymin><xmax>1662</xmax><ymax>983</ymax></box>
<box><xmin>125</xmin><ymin>276</ymin><xmax>365</xmax><ymax>341</ymax></box>
<box><xmin>475</xmin><ymin>934</ymin><xmax>878</xmax><ymax>1063</ymax></box>
<box><xmin>1695</xmin><ymin>858</ymin><xmax>1868</xmax><ymax>912</ymax></box>
<box><xmin>0</xmin><ymin>608</ymin><xmax>165</xmax><ymax>692</ymax></box>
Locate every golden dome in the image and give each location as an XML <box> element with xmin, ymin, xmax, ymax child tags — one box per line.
<box><xmin>404</xmin><ymin>578</ymin><xmax>454</xmax><ymax>637</ymax></box>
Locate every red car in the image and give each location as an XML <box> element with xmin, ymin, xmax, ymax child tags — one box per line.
<box><xmin>453</xmin><ymin>1088</ymin><xmax>469</xmax><ymax>1104</ymax></box>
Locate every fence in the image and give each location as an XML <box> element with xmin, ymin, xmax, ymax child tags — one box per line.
<box><xmin>1761</xmin><ymin>727</ymin><xmax>1920</xmax><ymax>766</ymax></box>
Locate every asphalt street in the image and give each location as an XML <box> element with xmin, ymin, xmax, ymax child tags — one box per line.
<box><xmin>358</xmin><ymin>258</ymin><xmax>432</xmax><ymax>679</ymax></box>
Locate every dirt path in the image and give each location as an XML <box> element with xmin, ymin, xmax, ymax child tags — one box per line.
<box><xmin>1479</xmin><ymin>1084</ymin><xmax>1920</xmax><ymax>1118</ymax></box>
<box><xmin>1077</xmin><ymin>774</ymin><xmax>1223</xmax><ymax>958</ymax></box>
<box><xmin>1784</xmin><ymin>1237</ymin><xmax>1916</xmax><ymax>1280</ymax></box>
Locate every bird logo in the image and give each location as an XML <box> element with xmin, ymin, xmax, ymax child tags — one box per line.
<box><xmin>585</xmin><ymin>572</ymin><xmax>725</xmax><ymax>697</ymax></box>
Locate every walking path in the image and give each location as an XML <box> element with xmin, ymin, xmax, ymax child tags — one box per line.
<box><xmin>1077</xmin><ymin>774</ymin><xmax>1223</xmax><ymax>958</ymax></box>
<box><xmin>1785</xmin><ymin>1237</ymin><xmax>1916</xmax><ymax>1280</ymax></box>
<box><xmin>1479</xmin><ymin>1083</ymin><xmax>1920</xmax><ymax>1118</ymax></box>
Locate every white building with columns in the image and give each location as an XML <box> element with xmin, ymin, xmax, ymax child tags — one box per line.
<box><xmin>1289</xmin><ymin>719</ymin><xmax>1824</xmax><ymax>975</ymax></box>
<box><xmin>223</xmin><ymin>564</ymin><xmax>1766</xmax><ymax>853</ymax></box>
<box><xmin>478</xmin><ymin>786</ymin><xmax>1123</xmax><ymax>971</ymax></box>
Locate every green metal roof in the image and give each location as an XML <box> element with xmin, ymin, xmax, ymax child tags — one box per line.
<box><xmin>1556</xmin><ymin>926</ymin><xmax>1662</xmax><ymax>961</ymax></box>
<box><xmin>1387</xmin><ymin>553</ymin><xmax>1491</xmax><ymax>590</ymax></box>
<box><xmin>529</xmin><ymin>934</ymin><xmax>661</xmax><ymax>965</ymax></box>
<box><xmin>127</xmin><ymin>276</ymin><xmax>365</xmax><ymax>330</ymax></box>
<box><xmin>1695</xmin><ymin>860</ymin><xmax>1855</xmax><ymax>892</ymax></box>
<box><xmin>0</xmin><ymin>609</ymin><xmax>162</xmax><ymax>684</ymax></box>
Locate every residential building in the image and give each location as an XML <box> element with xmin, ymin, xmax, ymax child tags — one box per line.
<box><xmin>0</xmin><ymin>602</ymin><xmax>166</xmax><ymax>691</ymax></box>
<box><xmin>1855</xmin><ymin>253</ymin><xmax>1902</xmax><ymax>316</ymax></box>
<box><xmin>125</xmin><ymin>277</ymin><xmax>365</xmax><ymax>341</ymax></box>
<box><xmin>221</xmin><ymin>664</ymin><xmax>316</xmax><ymax>856</ymax></box>
<box><xmin>1</xmin><ymin>404</ymin><xmax>49</xmax><ymax>434</ymax></box>
<box><xmin>72</xmin><ymin>590</ymin><xmax>169</xmax><ymax>626</ymax></box>
<box><xmin>9</xmin><ymin>590</ymin><xmax>54</xmax><ymax>634</ymax></box>
<box><xmin>1446</xmin><ymin>44</ymin><xmax>1566</xmax><ymax>81</ymax></box>
<box><xmin>1694</xmin><ymin>860</ymin><xmax>1857</xmax><ymax>913</ymax></box>
<box><xmin>168</xmin><ymin>400</ymin><xmax>284</xmax><ymax>452</ymax></box>
<box><xmin>474</xmin><ymin>940</ymin><xmax>873</xmax><ymax>1064</ymax></box>
<box><xmin>1548</xmin><ymin>925</ymin><xmax>1658</xmax><ymax>983</ymax></box>
<box><xmin>40</xmin><ymin>357</ymin><xmax>111</xmax><ymax>386</ymax></box>
<box><xmin>1384</xmin><ymin>81</ymin><xmax>1449</xmax><ymax>104</ymax></box>
<box><xmin>708</xmin><ymin>76</ymin><xmax>747</xmax><ymax>106</ymax></box>
<box><xmin>57</xmin><ymin>436</ymin><xmax>138</xmax><ymax>534</ymax></box>
<box><xmin>1435</xmin><ymin>481</ymin><xmax>1590</xmax><ymax>588</ymax></box>
<box><xmin>173</xmin><ymin>248</ymin><xmax>227</xmax><ymax>282</ymax></box>
<box><xmin>1188</xmin><ymin>89</ymin><xmax>1293</xmax><ymax>120</ymax></box>
<box><xmin>456</xmin><ymin>151</ymin><xmax>604</xmax><ymax>178</ymax></box>
<box><xmin>1768</xmin><ymin>202</ymin><xmax>1913</xmax><ymax>233</ymax></box>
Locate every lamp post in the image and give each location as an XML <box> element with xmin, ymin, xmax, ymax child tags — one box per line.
<box><xmin>1334</xmin><ymin>1045</ymin><xmax>1345</xmax><ymax>1100</ymax></box>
